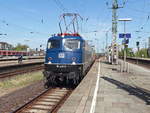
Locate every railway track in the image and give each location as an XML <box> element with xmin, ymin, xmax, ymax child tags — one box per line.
<box><xmin>0</xmin><ymin>56</ymin><xmax>44</xmax><ymax>61</ymax></box>
<box><xmin>127</xmin><ymin>59</ymin><xmax>150</xmax><ymax>69</ymax></box>
<box><xmin>0</xmin><ymin>64</ymin><xmax>44</xmax><ymax>79</ymax></box>
<box><xmin>120</xmin><ymin>57</ymin><xmax>150</xmax><ymax>69</ymax></box>
<box><xmin>12</xmin><ymin>88</ymin><xmax>72</xmax><ymax>113</ymax></box>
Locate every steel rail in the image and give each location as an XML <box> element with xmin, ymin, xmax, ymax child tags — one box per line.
<box><xmin>12</xmin><ymin>88</ymin><xmax>72</xmax><ymax>113</ymax></box>
<box><xmin>0</xmin><ymin>64</ymin><xmax>44</xmax><ymax>79</ymax></box>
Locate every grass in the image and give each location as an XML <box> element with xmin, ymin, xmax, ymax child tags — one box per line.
<box><xmin>0</xmin><ymin>71</ymin><xmax>43</xmax><ymax>89</ymax></box>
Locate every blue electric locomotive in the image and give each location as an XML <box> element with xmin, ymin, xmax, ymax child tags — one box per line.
<box><xmin>43</xmin><ymin>33</ymin><xmax>95</xmax><ymax>87</ymax></box>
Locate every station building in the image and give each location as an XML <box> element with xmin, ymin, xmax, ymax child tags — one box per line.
<box><xmin>0</xmin><ymin>42</ymin><xmax>13</xmax><ymax>50</ymax></box>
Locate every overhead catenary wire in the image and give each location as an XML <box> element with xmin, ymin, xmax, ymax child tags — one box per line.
<box><xmin>0</xmin><ymin>1</ymin><xmax>56</xmax><ymax>39</ymax></box>
<box><xmin>52</xmin><ymin>0</ymin><xmax>95</xmax><ymax>34</ymax></box>
<box><xmin>117</xmin><ymin>0</ymin><xmax>150</xmax><ymax>38</ymax></box>
<box><xmin>122</xmin><ymin>0</ymin><xmax>128</xmax><ymax>6</ymax></box>
<box><xmin>0</xmin><ymin>2</ymin><xmax>47</xmax><ymax>25</ymax></box>
<box><xmin>0</xmin><ymin>19</ymin><xmax>50</xmax><ymax>36</ymax></box>
<box><xmin>52</xmin><ymin>0</ymin><xmax>86</xmax><ymax>34</ymax></box>
<box><xmin>138</xmin><ymin>0</ymin><xmax>150</xmax><ymax>31</ymax></box>
<box><xmin>52</xmin><ymin>0</ymin><xmax>68</xmax><ymax>12</ymax></box>
<box><xmin>139</xmin><ymin>15</ymin><xmax>150</xmax><ymax>30</ymax></box>
<box><xmin>126</xmin><ymin>0</ymin><xmax>150</xmax><ymax>27</ymax></box>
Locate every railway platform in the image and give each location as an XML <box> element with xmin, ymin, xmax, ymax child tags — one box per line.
<box><xmin>0</xmin><ymin>59</ymin><xmax>44</xmax><ymax>67</ymax></box>
<box><xmin>58</xmin><ymin>59</ymin><xmax>150</xmax><ymax>113</ymax></box>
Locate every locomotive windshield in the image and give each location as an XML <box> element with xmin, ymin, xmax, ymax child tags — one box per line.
<box><xmin>63</xmin><ymin>39</ymin><xmax>80</xmax><ymax>51</ymax></box>
<box><xmin>47</xmin><ymin>40</ymin><xmax>60</xmax><ymax>49</ymax></box>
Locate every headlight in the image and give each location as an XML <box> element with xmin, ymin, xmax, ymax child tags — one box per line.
<box><xmin>72</xmin><ymin>57</ymin><xmax>76</xmax><ymax>61</ymax></box>
<box><xmin>48</xmin><ymin>57</ymin><xmax>52</xmax><ymax>60</ymax></box>
<box><xmin>48</xmin><ymin>57</ymin><xmax>52</xmax><ymax>64</ymax></box>
<box><xmin>72</xmin><ymin>57</ymin><xmax>76</xmax><ymax>65</ymax></box>
<box><xmin>72</xmin><ymin>62</ymin><xmax>76</xmax><ymax>65</ymax></box>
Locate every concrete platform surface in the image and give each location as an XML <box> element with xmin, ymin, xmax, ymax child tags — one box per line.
<box><xmin>58</xmin><ymin>59</ymin><xmax>150</xmax><ymax>113</ymax></box>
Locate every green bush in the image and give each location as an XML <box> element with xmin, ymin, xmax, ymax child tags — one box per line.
<box><xmin>119</xmin><ymin>48</ymin><xmax>149</xmax><ymax>58</ymax></box>
<box><xmin>135</xmin><ymin>48</ymin><xmax>149</xmax><ymax>58</ymax></box>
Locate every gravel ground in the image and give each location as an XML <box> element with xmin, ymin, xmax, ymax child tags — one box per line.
<box><xmin>0</xmin><ymin>80</ymin><xmax>45</xmax><ymax>113</ymax></box>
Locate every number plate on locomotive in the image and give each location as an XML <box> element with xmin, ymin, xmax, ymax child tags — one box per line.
<box><xmin>58</xmin><ymin>53</ymin><xmax>65</xmax><ymax>58</ymax></box>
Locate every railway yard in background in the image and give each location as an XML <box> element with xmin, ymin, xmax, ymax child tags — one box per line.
<box><xmin>0</xmin><ymin>0</ymin><xmax>150</xmax><ymax>113</ymax></box>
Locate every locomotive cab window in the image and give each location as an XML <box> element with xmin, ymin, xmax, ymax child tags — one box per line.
<box><xmin>47</xmin><ymin>40</ymin><xmax>60</xmax><ymax>49</ymax></box>
<box><xmin>63</xmin><ymin>39</ymin><xmax>80</xmax><ymax>51</ymax></box>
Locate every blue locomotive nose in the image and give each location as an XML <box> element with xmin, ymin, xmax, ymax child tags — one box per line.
<box><xmin>45</xmin><ymin>36</ymin><xmax>83</xmax><ymax>64</ymax></box>
<box><xmin>46</xmin><ymin>51</ymin><xmax>82</xmax><ymax>64</ymax></box>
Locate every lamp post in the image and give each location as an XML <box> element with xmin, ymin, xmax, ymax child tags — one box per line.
<box><xmin>118</xmin><ymin>18</ymin><xmax>132</xmax><ymax>72</ymax></box>
<box><xmin>105</xmin><ymin>28</ymin><xmax>111</xmax><ymax>59</ymax></box>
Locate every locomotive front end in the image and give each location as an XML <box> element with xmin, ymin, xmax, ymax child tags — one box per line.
<box><xmin>43</xmin><ymin>35</ymin><xmax>84</xmax><ymax>87</ymax></box>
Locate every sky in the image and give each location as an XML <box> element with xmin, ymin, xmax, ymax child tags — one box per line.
<box><xmin>0</xmin><ymin>0</ymin><xmax>150</xmax><ymax>52</ymax></box>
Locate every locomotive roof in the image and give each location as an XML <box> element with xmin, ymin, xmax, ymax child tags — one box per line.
<box><xmin>48</xmin><ymin>35</ymin><xmax>84</xmax><ymax>41</ymax></box>
<box><xmin>49</xmin><ymin>34</ymin><xmax>84</xmax><ymax>40</ymax></box>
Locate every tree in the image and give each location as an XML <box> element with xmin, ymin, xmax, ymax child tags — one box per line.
<box><xmin>119</xmin><ymin>48</ymin><xmax>134</xmax><ymax>57</ymax></box>
<box><xmin>135</xmin><ymin>48</ymin><xmax>148</xmax><ymax>58</ymax></box>
<box><xmin>119</xmin><ymin>47</ymin><xmax>150</xmax><ymax>58</ymax></box>
<box><xmin>13</xmin><ymin>43</ymin><xmax>29</xmax><ymax>51</ymax></box>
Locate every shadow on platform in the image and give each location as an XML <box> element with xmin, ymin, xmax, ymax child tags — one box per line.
<box><xmin>101</xmin><ymin>76</ymin><xmax>150</xmax><ymax>105</ymax></box>
<box><xmin>100</xmin><ymin>61</ymin><xmax>112</xmax><ymax>65</ymax></box>
<box><xmin>106</xmin><ymin>67</ymin><xmax>118</xmax><ymax>71</ymax></box>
